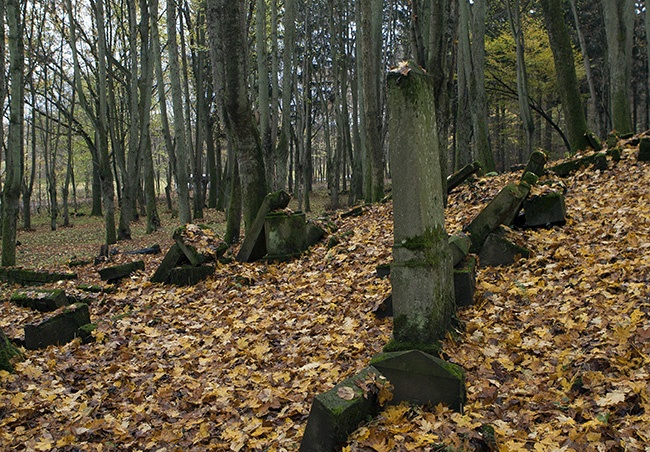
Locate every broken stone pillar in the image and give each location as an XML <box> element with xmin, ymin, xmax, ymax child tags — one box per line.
<box><xmin>523</xmin><ymin>191</ymin><xmax>567</xmax><ymax>227</ymax></box>
<box><xmin>447</xmin><ymin>161</ymin><xmax>482</xmax><ymax>193</ymax></box>
<box><xmin>300</xmin><ymin>366</ymin><xmax>384</xmax><ymax>452</ymax></box>
<box><xmin>387</xmin><ymin>61</ymin><xmax>454</xmax><ymax>344</ymax></box>
<box><xmin>371</xmin><ymin>350</ymin><xmax>465</xmax><ymax>412</ymax></box>
<box><xmin>24</xmin><ymin>303</ymin><xmax>93</xmax><ymax>350</ymax></box>
<box><xmin>454</xmin><ymin>256</ymin><xmax>477</xmax><ymax>307</ymax></box>
<box><xmin>1</xmin><ymin>328</ymin><xmax>22</xmax><ymax>372</ymax></box>
<box><xmin>264</xmin><ymin>211</ymin><xmax>307</xmax><ymax>260</ymax></box>
<box><xmin>11</xmin><ymin>289</ymin><xmax>68</xmax><ymax>312</ymax></box>
<box><xmin>236</xmin><ymin>190</ymin><xmax>292</xmax><ymax>262</ymax></box>
<box><xmin>98</xmin><ymin>260</ymin><xmax>145</xmax><ymax>283</ymax></box>
<box><xmin>478</xmin><ymin>227</ymin><xmax>531</xmax><ymax>267</ymax></box>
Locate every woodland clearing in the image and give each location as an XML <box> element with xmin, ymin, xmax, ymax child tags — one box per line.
<box><xmin>0</xmin><ymin>144</ymin><xmax>649</xmax><ymax>451</ymax></box>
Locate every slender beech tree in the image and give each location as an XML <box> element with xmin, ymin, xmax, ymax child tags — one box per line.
<box><xmin>601</xmin><ymin>0</ymin><xmax>634</xmax><ymax>134</ymax></box>
<box><xmin>539</xmin><ymin>0</ymin><xmax>591</xmax><ymax>152</ymax></box>
<box><xmin>2</xmin><ymin>0</ymin><xmax>24</xmax><ymax>266</ymax></box>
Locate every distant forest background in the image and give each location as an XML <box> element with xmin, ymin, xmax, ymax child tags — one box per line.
<box><xmin>0</xmin><ymin>0</ymin><xmax>644</xmax><ymax>265</ymax></box>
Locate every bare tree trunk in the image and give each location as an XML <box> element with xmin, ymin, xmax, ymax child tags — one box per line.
<box><xmin>360</xmin><ymin>0</ymin><xmax>384</xmax><ymax>202</ymax></box>
<box><xmin>505</xmin><ymin>0</ymin><xmax>535</xmax><ymax>160</ymax></box>
<box><xmin>540</xmin><ymin>0</ymin><xmax>591</xmax><ymax>152</ymax></box>
<box><xmin>167</xmin><ymin>0</ymin><xmax>192</xmax><ymax>224</ymax></box>
<box><xmin>2</xmin><ymin>0</ymin><xmax>24</xmax><ymax>266</ymax></box>
<box><xmin>207</xmin><ymin>0</ymin><xmax>267</xmax><ymax>231</ymax></box>
<box><xmin>601</xmin><ymin>0</ymin><xmax>634</xmax><ymax>134</ymax></box>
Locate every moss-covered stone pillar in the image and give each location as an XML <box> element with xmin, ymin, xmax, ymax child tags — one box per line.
<box><xmin>387</xmin><ymin>62</ymin><xmax>454</xmax><ymax>345</ymax></box>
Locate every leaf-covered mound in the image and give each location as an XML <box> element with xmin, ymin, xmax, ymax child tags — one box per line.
<box><xmin>0</xmin><ymin>145</ymin><xmax>648</xmax><ymax>451</ymax></box>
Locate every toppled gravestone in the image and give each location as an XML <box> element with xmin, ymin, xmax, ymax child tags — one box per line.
<box><xmin>447</xmin><ymin>161</ymin><xmax>482</xmax><ymax>193</ymax></box>
<box><xmin>264</xmin><ymin>211</ymin><xmax>308</xmax><ymax>261</ymax></box>
<box><xmin>464</xmin><ymin>172</ymin><xmax>538</xmax><ymax>253</ymax></box>
<box><xmin>478</xmin><ymin>227</ymin><xmax>531</xmax><ymax>267</ymax></box>
<box><xmin>11</xmin><ymin>289</ymin><xmax>68</xmax><ymax>312</ymax></box>
<box><xmin>370</xmin><ymin>350</ymin><xmax>465</xmax><ymax>412</ymax></box>
<box><xmin>24</xmin><ymin>303</ymin><xmax>93</xmax><ymax>350</ymax></box>
<box><xmin>151</xmin><ymin>224</ymin><xmax>225</xmax><ymax>285</ymax></box>
<box><xmin>0</xmin><ymin>268</ymin><xmax>77</xmax><ymax>286</ymax></box>
<box><xmin>99</xmin><ymin>260</ymin><xmax>145</xmax><ymax>283</ymax></box>
<box><xmin>236</xmin><ymin>190</ymin><xmax>292</xmax><ymax>262</ymax></box>
<box><xmin>300</xmin><ymin>366</ymin><xmax>387</xmax><ymax>452</ymax></box>
<box><xmin>523</xmin><ymin>191</ymin><xmax>567</xmax><ymax>228</ymax></box>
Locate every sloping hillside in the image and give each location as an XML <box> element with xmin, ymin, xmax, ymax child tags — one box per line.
<box><xmin>1</xmin><ymin>141</ymin><xmax>648</xmax><ymax>451</ymax></box>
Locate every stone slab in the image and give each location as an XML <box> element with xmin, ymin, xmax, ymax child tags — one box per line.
<box><xmin>264</xmin><ymin>212</ymin><xmax>307</xmax><ymax>259</ymax></box>
<box><xmin>300</xmin><ymin>366</ymin><xmax>384</xmax><ymax>452</ymax></box>
<box><xmin>638</xmin><ymin>137</ymin><xmax>650</xmax><ymax>162</ymax></box>
<box><xmin>0</xmin><ymin>268</ymin><xmax>77</xmax><ymax>286</ymax></box>
<box><xmin>24</xmin><ymin>303</ymin><xmax>92</xmax><ymax>350</ymax></box>
<box><xmin>99</xmin><ymin>260</ymin><xmax>145</xmax><ymax>283</ymax></box>
<box><xmin>371</xmin><ymin>350</ymin><xmax>465</xmax><ymax>412</ymax></box>
<box><xmin>167</xmin><ymin>265</ymin><xmax>215</xmax><ymax>286</ymax></box>
<box><xmin>11</xmin><ymin>289</ymin><xmax>68</xmax><ymax>312</ymax></box>
<box><xmin>449</xmin><ymin>233</ymin><xmax>472</xmax><ymax>267</ymax></box>
<box><xmin>236</xmin><ymin>190</ymin><xmax>292</xmax><ymax>262</ymax></box>
<box><xmin>454</xmin><ymin>256</ymin><xmax>477</xmax><ymax>307</ymax></box>
<box><xmin>478</xmin><ymin>230</ymin><xmax>531</xmax><ymax>267</ymax></box>
<box><xmin>523</xmin><ymin>191</ymin><xmax>567</xmax><ymax>228</ymax></box>
<box><xmin>150</xmin><ymin>243</ymin><xmax>186</xmax><ymax>283</ymax></box>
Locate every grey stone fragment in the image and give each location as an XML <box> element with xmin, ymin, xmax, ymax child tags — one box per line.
<box><xmin>371</xmin><ymin>350</ymin><xmax>465</xmax><ymax>412</ymax></box>
<box><xmin>523</xmin><ymin>192</ymin><xmax>567</xmax><ymax>228</ymax></box>
<box><xmin>24</xmin><ymin>303</ymin><xmax>92</xmax><ymax>350</ymax></box>
<box><xmin>300</xmin><ymin>366</ymin><xmax>383</xmax><ymax>452</ymax></box>
<box><xmin>11</xmin><ymin>289</ymin><xmax>68</xmax><ymax>312</ymax></box>
<box><xmin>454</xmin><ymin>256</ymin><xmax>477</xmax><ymax>307</ymax></box>
<box><xmin>478</xmin><ymin>230</ymin><xmax>531</xmax><ymax>267</ymax></box>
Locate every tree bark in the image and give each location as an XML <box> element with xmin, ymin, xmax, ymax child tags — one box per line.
<box><xmin>207</xmin><ymin>0</ymin><xmax>267</xmax><ymax>232</ymax></box>
<box><xmin>601</xmin><ymin>0</ymin><xmax>634</xmax><ymax>134</ymax></box>
<box><xmin>167</xmin><ymin>0</ymin><xmax>192</xmax><ymax>225</ymax></box>
<box><xmin>2</xmin><ymin>0</ymin><xmax>24</xmax><ymax>266</ymax></box>
<box><xmin>360</xmin><ymin>0</ymin><xmax>384</xmax><ymax>202</ymax></box>
<box><xmin>540</xmin><ymin>0</ymin><xmax>591</xmax><ymax>152</ymax></box>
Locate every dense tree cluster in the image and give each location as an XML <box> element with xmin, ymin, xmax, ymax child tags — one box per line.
<box><xmin>0</xmin><ymin>0</ymin><xmax>648</xmax><ymax>262</ymax></box>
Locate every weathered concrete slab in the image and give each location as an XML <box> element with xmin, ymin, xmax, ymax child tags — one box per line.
<box><xmin>371</xmin><ymin>350</ymin><xmax>465</xmax><ymax>412</ymax></box>
<box><xmin>522</xmin><ymin>150</ymin><xmax>547</xmax><ymax>177</ymax></box>
<box><xmin>449</xmin><ymin>233</ymin><xmax>472</xmax><ymax>267</ymax></box>
<box><xmin>306</xmin><ymin>222</ymin><xmax>326</xmax><ymax>247</ymax></box>
<box><xmin>99</xmin><ymin>261</ymin><xmax>145</xmax><ymax>283</ymax></box>
<box><xmin>166</xmin><ymin>265</ymin><xmax>215</xmax><ymax>286</ymax></box>
<box><xmin>447</xmin><ymin>161</ymin><xmax>481</xmax><ymax>193</ymax></box>
<box><xmin>523</xmin><ymin>191</ymin><xmax>567</xmax><ymax>228</ymax></box>
<box><xmin>236</xmin><ymin>190</ymin><xmax>292</xmax><ymax>262</ymax></box>
<box><xmin>264</xmin><ymin>212</ymin><xmax>307</xmax><ymax>260</ymax></box>
<box><xmin>454</xmin><ymin>256</ymin><xmax>477</xmax><ymax>307</ymax></box>
<box><xmin>464</xmin><ymin>180</ymin><xmax>533</xmax><ymax>253</ymax></box>
<box><xmin>1</xmin><ymin>328</ymin><xmax>22</xmax><ymax>372</ymax></box>
<box><xmin>150</xmin><ymin>244</ymin><xmax>186</xmax><ymax>283</ymax></box>
<box><xmin>300</xmin><ymin>366</ymin><xmax>384</xmax><ymax>452</ymax></box>
<box><xmin>479</xmin><ymin>230</ymin><xmax>531</xmax><ymax>267</ymax></box>
<box><xmin>24</xmin><ymin>303</ymin><xmax>93</xmax><ymax>350</ymax></box>
<box><xmin>0</xmin><ymin>268</ymin><xmax>77</xmax><ymax>286</ymax></box>
<box><xmin>11</xmin><ymin>289</ymin><xmax>68</xmax><ymax>312</ymax></box>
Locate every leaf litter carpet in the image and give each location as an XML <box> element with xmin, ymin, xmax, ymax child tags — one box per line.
<box><xmin>1</xmin><ymin>147</ymin><xmax>649</xmax><ymax>451</ymax></box>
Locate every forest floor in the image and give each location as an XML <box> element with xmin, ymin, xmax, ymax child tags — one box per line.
<box><xmin>0</xmin><ymin>140</ymin><xmax>649</xmax><ymax>451</ymax></box>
